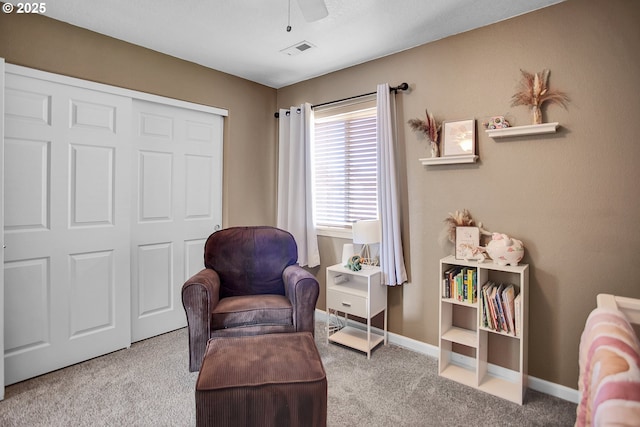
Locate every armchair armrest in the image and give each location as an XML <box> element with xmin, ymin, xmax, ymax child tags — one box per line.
<box><xmin>283</xmin><ymin>265</ymin><xmax>320</xmax><ymax>336</ymax></box>
<box><xmin>182</xmin><ymin>268</ymin><xmax>221</xmax><ymax>371</ymax></box>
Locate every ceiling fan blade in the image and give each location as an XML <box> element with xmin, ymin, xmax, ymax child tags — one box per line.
<box><xmin>297</xmin><ymin>0</ymin><xmax>328</xmax><ymax>22</ymax></box>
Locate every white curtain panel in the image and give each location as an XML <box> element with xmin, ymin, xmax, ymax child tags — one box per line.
<box><xmin>277</xmin><ymin>103</ymin><xmax>321</xmax><ymax>268</ymax></box>
<box><xmin>376</xmin><ymin>84</ymin><xmax>408</xmax><ymax>286</ymax></box>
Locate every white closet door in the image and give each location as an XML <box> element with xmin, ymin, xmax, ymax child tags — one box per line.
<box><xmin>3</xmin><ymin>73</ymin><xmax>132</xmax><ymax>385</ymax></box>
<box><xmin>131</xmin><ymin>100</ymin><xmax>222</xmax><ymax>342</ymax></box>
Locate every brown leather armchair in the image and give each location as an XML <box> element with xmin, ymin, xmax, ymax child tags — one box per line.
<box><xmin>181</xmin><ymin>226</ymin><xmax>320</xmax><ymax>371</ymax></box>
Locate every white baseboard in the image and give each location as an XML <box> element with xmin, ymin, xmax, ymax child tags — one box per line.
<box><xmin>315</xmin><ymin>309</ymin><xmax>579</xmax><ymax>404</ymax></box>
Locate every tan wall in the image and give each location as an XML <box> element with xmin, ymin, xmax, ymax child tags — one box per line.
<box><xmin>0</xmin><ymin>11</ymin><xmax>278</xmax><ymax>227</ymax></box>
<box><xmin>278</xmin><ymin>0</ymin><xmax>640</xmax><ymax>389</ymax></box>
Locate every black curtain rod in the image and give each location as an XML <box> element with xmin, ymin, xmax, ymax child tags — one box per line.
<box><xmin>274</xmin><ymin>82</ymin><xmax>408</xmax><ymax>118</ymax></box>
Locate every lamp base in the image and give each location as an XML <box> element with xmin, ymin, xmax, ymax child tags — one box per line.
<box><xmin>360</xmin><ymin>245</ymin><xmax>379</xmax><ymax>266</ymax></box>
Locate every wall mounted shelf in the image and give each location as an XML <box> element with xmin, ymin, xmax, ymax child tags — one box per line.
<box><xmin>486</xmin><ymin>122</ymin><xmax>559</xmax><ymax>139</ymax></box>
<box><xmin>419</xmin><ymin>154</ymin><xmax>478</xmax><ymax>166</ymax></box>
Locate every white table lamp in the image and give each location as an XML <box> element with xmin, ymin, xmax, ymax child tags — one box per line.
<box><xmin>352</xmin><ymin>219</ymin><xmax>381</xmax><ymax>266</ymax></box>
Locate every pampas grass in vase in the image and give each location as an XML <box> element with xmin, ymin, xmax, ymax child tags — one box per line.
<box><xmin>408</xmin><ymin>109</ymin><xmax>440</xmax><ymax>157</ymax></box>
<box><xmin>511</xmin><ymin>69</ymin><xmax>569</xmax><ymax>125</ymax></box>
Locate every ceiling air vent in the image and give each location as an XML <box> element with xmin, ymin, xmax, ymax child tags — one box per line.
<box><xmin>280</xmin><ymin>41</ymin><xmax>316</xmax><ymax>56</ymax></box>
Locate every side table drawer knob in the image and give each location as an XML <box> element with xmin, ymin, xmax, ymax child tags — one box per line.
<box><xmin>341</xmin><ymin>302</ymin><xmax>352</xmax><ymax>307</ymax></box>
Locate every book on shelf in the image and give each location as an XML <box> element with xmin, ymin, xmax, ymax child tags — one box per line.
<box><xmin>457</xmin><ymin>268</ymin><xmax>465</xmax><ymax>302</ymax></box>
<box><xmin>481</xmin><ymin>282</ymin><xmax>492</xmax><ymax>328</ymax></box>
<box><xmin>465</xmin><ymin>269</ymin><xmax>476</xmax><ymax>304</ymax></box>
<box><xmin>487</xmin><ymin>283</ymin><xmax>499</xmax><ymax>330</ymax></box>
<box><xmin>494</xmin><ymin>284</ymin><xmax>507</xmax><ymax>332</ymax></box>
<box><xmin>442</xmin><ymin>267</ymin><xmax>453</xmax><ymax>298</ymax></box>
<box><xmin>502</xmin><ymin>284</ymin><xmax>516</xmax><ymax>335</ymax></box>
<box><xmin>514</xmin><ymin>293</ymin><xmax>522</xmax><ymax>337</ymax></box>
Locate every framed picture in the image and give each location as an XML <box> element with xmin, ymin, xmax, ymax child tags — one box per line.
<box><xmin>455</xmin><ymin>226</ymin><xmax>480</xmax><ymax>260</ymax></box>
<box><xmin>442</xmin><ymin>119</ymin><xmax>476</xmax><ymax>157</ymax></box>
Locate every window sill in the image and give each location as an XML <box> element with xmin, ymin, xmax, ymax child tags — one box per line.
<box><xmin>316</xmin><ymin>226</ymin><xmax>353</xmax><ymax>240</ymax></box>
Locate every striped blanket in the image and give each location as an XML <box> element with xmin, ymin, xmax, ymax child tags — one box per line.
<box><xmin>576</xmin><ymin>307</ymin><xmax>640</xmax><ymax>426</ymax></box>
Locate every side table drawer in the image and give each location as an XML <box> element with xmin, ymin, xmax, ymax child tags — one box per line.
<box><xmin>327</xmin><ymin>287</ymin><xmax>367</xmax><ymax>318</ymax></box>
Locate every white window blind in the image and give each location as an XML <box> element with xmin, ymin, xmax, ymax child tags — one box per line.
<box><xmin>313</xmin><ymin>99</ymin><xmax>378</xmax><ymax>230</ymax></box>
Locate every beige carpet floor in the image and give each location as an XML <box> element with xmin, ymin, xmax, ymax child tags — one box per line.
<box><xmin>0</xmin><ymin>322</ymin><xmax>577</xmax><ymax>426</ymax></box>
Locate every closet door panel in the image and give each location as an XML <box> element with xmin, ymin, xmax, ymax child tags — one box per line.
<box><xmin>3</xmin><ymin>73</ymin><xmax>132</xmax><ymax>385</ymax></box>
<box><xmin>131</xmin><ymin>100</ymin><xmax>223</xmax><ymax>342</ymax></box>
<box><xmin>137</xmin><ymin>242</ymin><xmax>173</xmax><ymax>316</ymax></box>
<box><xmin>4</xmin><ymin>258</ymin><xmax>49</xmax><ymax>352</ymax></box>
<box><xmin>4</xmin><ymin>138</ymin><xmax>49</xmax><ymax>230</ymax></box>
<box><xmin>185</xmin><ymin>154</ymin><xmax>213</xmax><ymax>218</ymax></box>
<box><xmin>70</xmin><ymin>144</ymin><xmax>115</xmax><ymax>226</ymax></box>
<box><xmin>138</xmin><ymin>150</ymin><xmax>173</xmax><ymax>220</ymax></box>
<box><xmin>68</xmin><ymin>250</ymin><xmax>115</xmax><ymax>336</ymax></box>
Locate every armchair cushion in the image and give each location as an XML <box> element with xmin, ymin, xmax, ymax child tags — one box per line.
<box><xmin>211</xmin><ymin>294</ymin><xmax>293</xmax><ymax>330</ymax></box>
<box><xmin>204</xmin><ymin>226</ymin><xmax>297</xmax><ymax>297</ymax></box>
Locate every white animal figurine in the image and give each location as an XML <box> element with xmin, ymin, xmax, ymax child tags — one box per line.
<box><xmin>485</xmin><ymin>232</ymin><xmax>525</xmax><ymax>266</ymax></box>
<box><xmin>458</xmin><ymin>243</ymin><xmax>487</xmax><ymax>263</ymax></box>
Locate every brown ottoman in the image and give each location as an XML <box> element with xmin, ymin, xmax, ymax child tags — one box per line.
<box><xmin>195</xmin><ymin>332</ymin><xmax>327</xmax><ymax>427</ymax></box>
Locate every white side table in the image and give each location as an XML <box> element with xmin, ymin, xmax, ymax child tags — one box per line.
<box><xmin>325</xmin><ymin>263</ymin><xmax>387</xmax><ymax>359</ymax></box>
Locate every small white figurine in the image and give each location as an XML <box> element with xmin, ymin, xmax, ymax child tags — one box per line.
<box><xmin>459</xmin><ymin>243</ymin><xmax>487</xmax><ymax>263</ymax></box>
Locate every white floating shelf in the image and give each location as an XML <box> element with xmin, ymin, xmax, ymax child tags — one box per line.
<box><xmin>420</xmin><ymin>154</ymin><xmax>478</xmax><ymax>166</ymax></box>
<box><xmin>486</xmin><ymin>122</ymin><xmax>559</xmax><ymax>138</ymax></box>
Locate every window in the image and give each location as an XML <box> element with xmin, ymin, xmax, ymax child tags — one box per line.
<box><xmin>312</xmin><ymin>98</ymin><xmax>378</xmax><ymax>236</ymax></box>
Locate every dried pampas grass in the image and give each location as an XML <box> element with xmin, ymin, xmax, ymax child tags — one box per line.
<box><xmin>408</xmin><ymin>109</ymin><xmax>440</xmax><ymax>143</ymax></box>
<box><xmin>511</xmin><ymin>69</ymin><xmax>569</xmax><ymax>111</ymax></box>
<box><xmin>442</xmin><ymin>209</ymin><xmax>492</xmax><ymax>245</ymax></box>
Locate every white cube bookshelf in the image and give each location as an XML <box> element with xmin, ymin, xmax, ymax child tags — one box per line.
<box><xmin>438</xmin><ymin>255</ymin><xmax>529</xmax><ymax>404</ymax></box>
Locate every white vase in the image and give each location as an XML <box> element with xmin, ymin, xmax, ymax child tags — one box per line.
<box><xmin>532</xmin><ymin>105</ymin><xmax>542</xmax><ymax>125</ymax></box>
<box><xmin>430</xmin><ymin>141</ymin><xmax>439</xmax><ymax>158</ymax></box>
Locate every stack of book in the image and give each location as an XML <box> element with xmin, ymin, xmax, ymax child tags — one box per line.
<box><xmin>442</xmin><ymin>267</ymin><xmax>477</xmax><ymax>303</ymax></box>
<box><xmin>480</xmin><ymin>281</ymin><xmax>521</xmax><ymax>336</ymax></box>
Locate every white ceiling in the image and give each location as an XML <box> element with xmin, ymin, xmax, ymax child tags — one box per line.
<box><xmin>43</xmin><ymin>0</ymin><xmax>564</xmax><ymax>89</ymax></box>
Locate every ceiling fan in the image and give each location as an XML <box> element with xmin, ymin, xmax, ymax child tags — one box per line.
<box><xmin>296</xmin><ymin>0</ymin><xmax>328</xmax><ymax>22</ymax></box>
<box><xmin>286</xmin><ymin>0</ymin><xmax>328</xmax><ymax>32</ymax></box>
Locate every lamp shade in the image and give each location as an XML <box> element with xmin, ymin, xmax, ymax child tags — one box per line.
<box><xmin>352</xmin><ymin>219</ymin><xmax>381</xmax><ymax>244</ymax></box>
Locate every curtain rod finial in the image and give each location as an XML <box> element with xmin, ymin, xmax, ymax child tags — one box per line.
<box><xmin>391</xmin><ymin>82</ymin><xmax>409</xmax><ymax>93</ymax></box>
